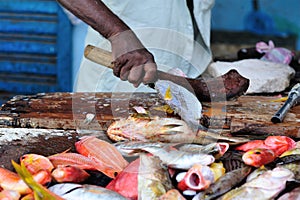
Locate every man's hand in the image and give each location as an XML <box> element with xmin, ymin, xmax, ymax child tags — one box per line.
<box><xmin>112</xmin><ymin>49</ymin><xmax>157</xmax><ymax>87</ymax></box>
<box><xmin>109</xmin><ymin>30</ymin><xmax>157</xmax><ymax>87</ymax></box>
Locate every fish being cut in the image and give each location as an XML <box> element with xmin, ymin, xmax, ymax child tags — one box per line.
<box><xmin>107</xmin><ymin>116</ymin><xmax>249</xmax><ymax>145</ymax></box>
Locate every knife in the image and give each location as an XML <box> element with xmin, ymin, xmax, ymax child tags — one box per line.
<box><xmin>271</xmin><ymin>83</ymin><xmax>300</xmax><ymax>123</ymax></box>
<box><xmin>84</xmin><ymin>45</ymin><xmax>250</xmax><ymax>102</ymax></box>
<box><xmin>84</xmin><ymin>45</ymin><xmax>203</xmax><ymax>129</ymax></box>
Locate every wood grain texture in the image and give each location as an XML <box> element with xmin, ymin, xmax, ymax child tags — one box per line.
<box><xmin>0</xmin><ymin>93</ymin><xmax>299</xmax><ymax>138</ymax></box>
<box><xmin>0</xmin><ymin>92</ymin><xmax>175</xmax><ymax>130</ymax></box>
<box><xmin>202</xmin><ymin>96</ymin><xmax>300</xmax><ymax>138</ymax></box>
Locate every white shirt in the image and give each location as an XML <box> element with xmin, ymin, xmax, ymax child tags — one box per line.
<box><xmin>74</xmin><ymin>0</ymin><xmax>214</xmax><ymax>92</ymax></box>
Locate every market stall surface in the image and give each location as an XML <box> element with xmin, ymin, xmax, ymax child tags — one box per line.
<box><xmin>0</xmin><ymin>92</ymin><xmax>299</xmax><ymax>199</ymax></box>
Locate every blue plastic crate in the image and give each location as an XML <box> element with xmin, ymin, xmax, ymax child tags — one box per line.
<box><xmin>0</xmin><ymin>0</ymin><xmax>72</xmax><ymax>98</ymax></box>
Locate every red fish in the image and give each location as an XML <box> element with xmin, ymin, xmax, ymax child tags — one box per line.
<box><xmin>0</xmin><ymin>189</ymin><xmax>20</xmax><ymax>200</ymax></box>
<box><xmin>21</xmin><ymin>154</ymin><xmax>54</xmax><ymax>174</ymax></box>
<box><xmin>235</xmin><ymin>140</ymin><xmax>267</xmax><ymax>151</ymax></box>
<box><xmin>51</xmin><ymin>166</ymin><xmax>90</xmax><ymax>183</ymax></box>
<box><xmin>48</xmin><ymin>152</ymin><xmax>98</xmax><ymax>170</ymax></box>
<box><xmin>75</xmin><ymin>136</ymin><xmax>129</xmax><ymax>179</ymax></box>
<box><xmin>242</xmin><ymin>148</ymin><xmax>276</xmax><ymax>167</ymax></box>
<box><xmin>0</xmin><ymin>167</ymin><xmax>51</xmax><ymax>195</ymax></box>
<box><xmin>264</xmin><ymin>136</ymin><xmax>296</xmax><ymax>156</ymax></box>
<box><xmin>236</xmin><ymin>136</ymin><xmax>296</xmax><ymax>157</ymax></box>
<box><xmin>106</xmin><ymin>158</ymin><xmax>139</xmax><ymax>200</ymax></box>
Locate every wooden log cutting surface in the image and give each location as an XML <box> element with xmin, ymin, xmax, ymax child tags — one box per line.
<box><xmin>0</xmin><ymin>92</ymin><xmax>299</xmax><ymax>136</ymax></box>
<box><xmin>0</xmin><ymin>92</ymin><xmax>299</xmax><ymax>169</ymax></box>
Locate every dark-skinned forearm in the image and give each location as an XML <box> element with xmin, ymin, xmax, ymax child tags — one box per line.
<box><xmin>56</xmin><ymin>0</ymin><xmax>130</xmax><ymax>39</ymax></box>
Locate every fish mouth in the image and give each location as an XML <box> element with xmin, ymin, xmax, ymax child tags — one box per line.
<box><xmin>177</xmin><ymin>165</ymin><xmax>213</xmax><ymax>191</ymax></box>
<box><xmin>185</xmin><ymin>170</ymin><xmax>211</xmax><ymax>191</ymax></box>
<box><xmin>187</xmin><ymin>172</ymin><xmax>202</xmax><ymax>188</ymax></box>
<box><xmin>218</xmin><ymin>142</ymin><xmax>230</xmax><ymax>156</ymax></box>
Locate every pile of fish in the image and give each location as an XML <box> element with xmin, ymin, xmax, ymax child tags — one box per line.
<box><xmin>0</xmin><ymin>116</ymin><xmax>300</xmax><ymax>200</ymax></box>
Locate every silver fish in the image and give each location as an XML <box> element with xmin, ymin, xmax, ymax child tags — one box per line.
<box><xmin>246</xmin><ymin>167</ymin><xmax>268</xmax><ymax>182</ymax></box>
<box><xmin>279</xmin><ymin>161</ymin><xmax>300</xmax><ymax>181</ymax></box>
<box><xmin>115</xmin><ymin>141</ymin><xmax>229</xmax><ymax>159</ymax></box>
<box><xmin>217</xmin><ymin>167</ymin><xmax>294</xmax><ymax>200</ymax></box>
<box><xmin>48</xmin><ymin>183</ymin><xmax>127</xmax><ymax>200</ymax></box>
<box><xmin>115</xmin><ymin>142</ymin><xmax>215</xmax><ymax>170</ymax></box>
<box><xmin>138</xmin><ymin>154</ymin><xmax>173</xmax><ymax>199</ymax></box>
<box><xmin>176</xmin><ymin>142</ymin><xmax>229</xmax><ymax>159</ymax></box>
<box><xmin>277</xmin><ymin>186</ymin><xmax>300</xmax><ymax>200</ymax></box>
<box><xmin>114</xmin><ymin>141</ymin><xmax>167</xmax><ymax>157</ymax></box>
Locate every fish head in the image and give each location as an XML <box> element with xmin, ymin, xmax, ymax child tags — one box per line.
<box><xmin>107</xmin><ymin>116</ymin><xmax>195</xmax><ymax>143</ymax></box>
<box><xmin>242</xmin><ymin>148</ymin><xmax>276</xmax><ymax>167</ymax></box>
<box><xmin>214</xmin><ymin>142</ymin><xmax>230</xmax><ymax>158</ymax></box>
<box><xmin>177</xmin><ymin>164</ymin><xmax>213</xmax><ymax>191</ymax></box>
<box><xmin>20</xmin><ymin>154</ymin><xmax>54</xmax><ymax>174</ymax></box>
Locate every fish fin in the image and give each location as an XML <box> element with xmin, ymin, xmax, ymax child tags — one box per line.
<box><xmin>48</xmin><ymin>148</ymin><xmax>71</xmax><ymax>157</ymax></box>
<box><xmin>160</xmin><ymin>131</ymin><xmax>185</xmax><ymax>135</ymax></box>
<box><xmin>161</xmin><ymin>124</ymin><xmax>185</xmax><ymax>135</ymax></box>
<box><xmin>163</xmin><ymin>124</ymin><xmax>183</xmax><ymax>128</ymax></box>
<box><xmin>11</xmin><ymin>160</ymin><xmax>63</xmax><ymax>200</ymax></box>
<box><xmin>61</xmin><ymin>148</ymin><xmax>72</xmax><ymax>154</ymax></box>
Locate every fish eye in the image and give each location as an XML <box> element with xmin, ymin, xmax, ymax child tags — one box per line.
<box><xmin>114</xmin><ymin>171</ymin><xmax>118</xmax><ymax>177</ymax></box>
<box><xmin>254</xmin><ymin>151</ymin><xmax>261</xmax><ymax>154</ymax></box>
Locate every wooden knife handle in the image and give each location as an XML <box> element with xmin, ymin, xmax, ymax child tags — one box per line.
<box><xmin>84</xmin><ymin>45</ymin><xmax>114</xmax><ymax>69</ymax></box>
